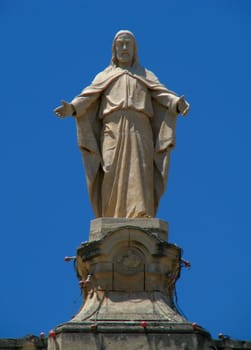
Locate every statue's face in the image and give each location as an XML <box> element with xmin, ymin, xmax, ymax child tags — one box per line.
<box><xmin>115</xmin><ymin>34</ymin><xmax>134</xmax><ymax>66</ymax></box>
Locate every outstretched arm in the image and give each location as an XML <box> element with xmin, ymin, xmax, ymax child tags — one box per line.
<box><xmin>54</xmin><ymin>100</ymin><xmax>76</xmax><ymax>118</ymax></box>
<box><xmin>54</xmin><ymin>91</ymin><xmax>101</xmax><ymax>119</ymax></box>
<box><xmin>152</xmin><ymin>90</ymin><xmax>190</xmax><ymax>117</ymax></box>
<box><xmin>177</xmin><ymin>95</ymin><xmax>190</xmax><ymax>116</ymax></box>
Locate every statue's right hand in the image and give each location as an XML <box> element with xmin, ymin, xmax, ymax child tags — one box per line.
<box><xmin>54</xmin><ymin>100</ymin><xmax>74</xmax><ymax>118</ymax></box>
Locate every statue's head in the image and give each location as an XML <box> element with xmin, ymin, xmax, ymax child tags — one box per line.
<box><xmin>111</xmin><ymin>30</ymin><xmax>139</xmax><ymax>68</ymax></box>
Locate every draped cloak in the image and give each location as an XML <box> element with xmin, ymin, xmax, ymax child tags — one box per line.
<box><xmin>71</xmin><ymin>65</ymin><xmax>179</xmax><ymax>218</ymax></box>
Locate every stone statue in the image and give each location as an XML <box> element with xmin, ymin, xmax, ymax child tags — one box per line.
<box><xmin>54</xmin><ymin>30</ymin><xmax>189</xmax><ymax>218</ymax></box>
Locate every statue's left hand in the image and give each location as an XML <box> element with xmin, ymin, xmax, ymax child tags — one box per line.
<box><xmin>177</xmin><ymin>95</ymin><xmax>190</xmax><ymax>116</ymax></box>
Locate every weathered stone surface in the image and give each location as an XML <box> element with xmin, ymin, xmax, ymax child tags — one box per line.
<box><xmin>46</xmin><ymin>221</ymin><xmax>216</xmax><ymax>349</ymax></box>
<box><xmin>46</xmin><ymin>220</ymin><xmax>218</xmax><ymax>349</ymax></box>
<box><xmin>0</xmin><ymin>336</ymin><xmax>47</xmax><ymax>350</ymax></box>
<box><xmin>89</xmin><ymin>217</ymin><xmax>168</xmax><ymax>241</ymax></box>
<box><xmin>76</xmin><ymin>224</ymin><xmax>180</xmax><ymax>311</ymax></box>
<box><xmin>215</xmin><ymin>339</ymin><xmax>251</xmax><ymax>349</ymax></box>
<box><xmin>1</xmin><ymin>336</ymin><xmax>251</xmax><ymax>350</ymax></box>
<box><xmin>49</xmin><ymin>322</ymin><xmax>214</xmax><ymax>350</ymax></box>
<box><xmin>72</xmin><ymin>292</ymin><xmax>184</xmax><ymax>322</ymax></box>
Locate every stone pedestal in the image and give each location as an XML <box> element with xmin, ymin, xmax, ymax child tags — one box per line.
<box><xmin>88</xmin><ymin>217</ymin><xmax>168</xmax><ymax>241</ymax></box>
<box><xmin>48</xmin><ymin>219</ymin><xmax>214</xmax><ymax>350</ymax></box>
<box><xmin>49</xmin><ymin>322</ymin><xmax>213</xmax><ymax>350</ymax></box>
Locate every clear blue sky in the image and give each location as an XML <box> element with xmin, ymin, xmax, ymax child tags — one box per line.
<box><xmin>1</xmin><ymin>0</ymin><xmax>251</xmax><ymax>341</ymax></box>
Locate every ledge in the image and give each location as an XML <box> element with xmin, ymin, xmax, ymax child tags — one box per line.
<box><xmin>89</xmin><ymin>217</ymin><xmax>168</xmax><ymax>241</ymax></box>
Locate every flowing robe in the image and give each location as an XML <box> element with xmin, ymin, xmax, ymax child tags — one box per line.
<box><xmin>71</xmin><ymin>66</ymin><xmax>180</xmax><ymax>218</ymax></box>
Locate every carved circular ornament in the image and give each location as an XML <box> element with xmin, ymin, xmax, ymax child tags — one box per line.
<box><xmin>113</xmin><ymin>247</ymin><xmax>145</xmax><ymax>275</ymax></box>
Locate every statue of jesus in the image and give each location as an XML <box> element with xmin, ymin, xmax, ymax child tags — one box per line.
<box><xmin>54</xmin><ymin>30</ymin><xmax>189</xmax><ymax>218</ymax></box>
